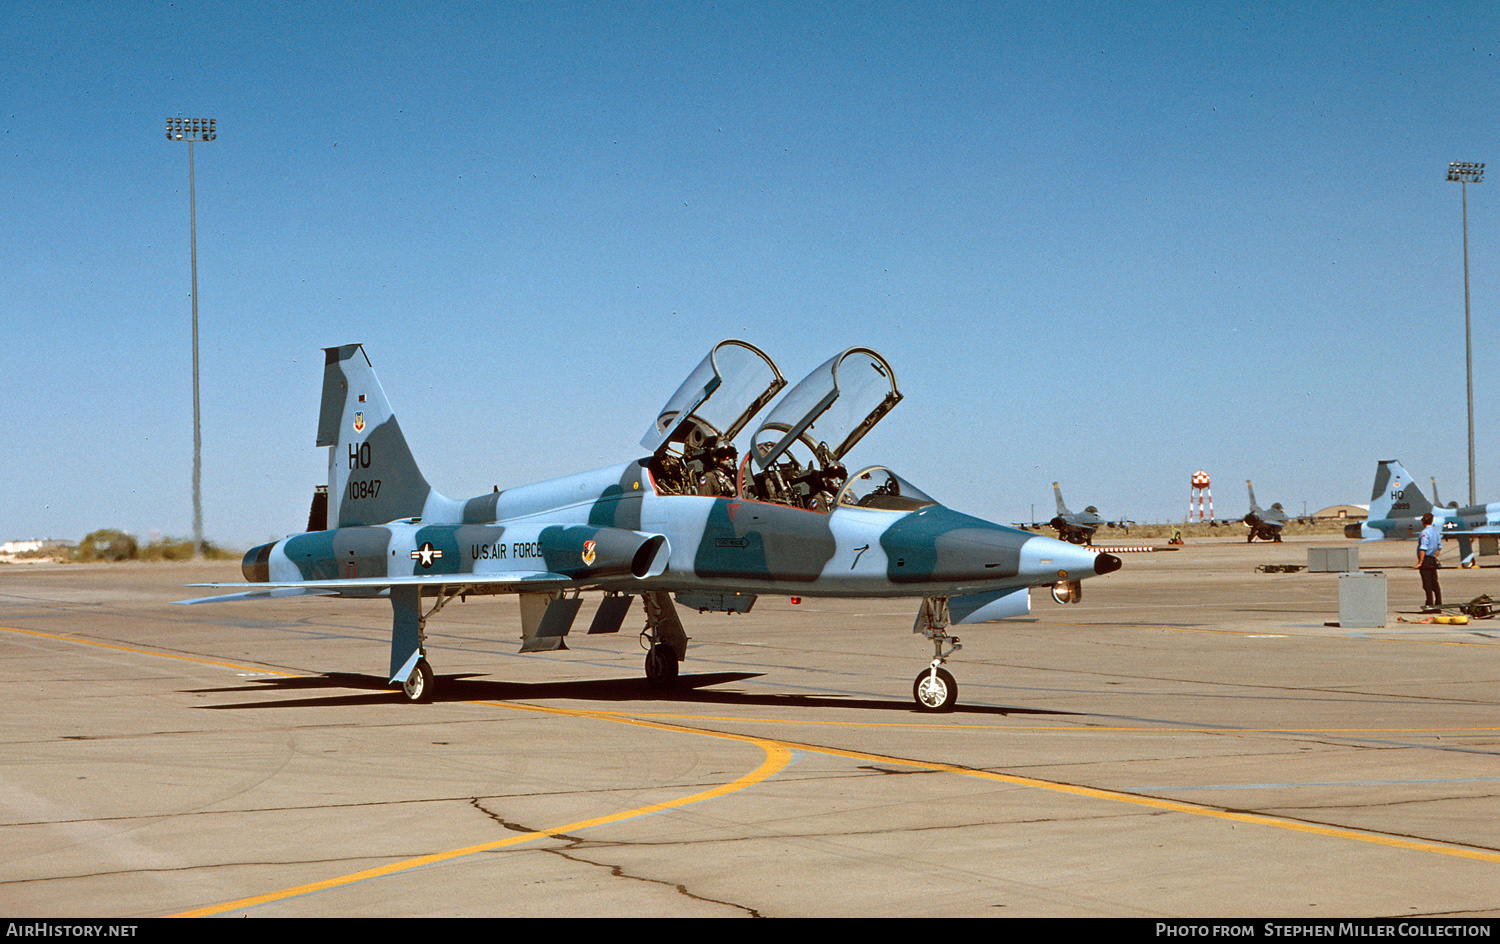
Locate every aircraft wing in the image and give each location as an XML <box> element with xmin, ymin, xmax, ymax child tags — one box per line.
<box><xmin>174</xmin><ymin>586</ymin><xmax>342</xmax><ymax>604</ymax></box>
<box><xmin>175</xmin><ymin>570</ymin><xmax>576</xmax><ymax>605</ymax></box>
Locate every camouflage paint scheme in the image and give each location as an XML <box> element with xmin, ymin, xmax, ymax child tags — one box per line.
<box><xmin>183</xmin><ymin>343</ymin><xmax>1122</xmax><ymax>708</ymax></box>
<box><xmin>1347</xmin><ymin>460</ymin><xmax>1500</xmax><ymax>563</ymax></box>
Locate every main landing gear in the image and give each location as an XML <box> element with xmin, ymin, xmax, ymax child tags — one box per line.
<box><xmin>403</xmin><ymin>658</ymin><xmax>434</xmax><ymax>703</ymax></box>
<box><xmin>645</xmin><ymin>643</ymin><xmax>679</xmax><ymax>686</ymax></box>
<box><xmin>392</xmin><ymin>585</ymin><xmax>461</xmax><ymax>704</ymax></box>
<box><xmin>641</xmin><ymin>592</ymin><xmax>688</xmax><ymax>688</ymax></box>
<box><xmin>913</xmin><ymin>596</ymin><xmax>961</xmax><ymax>712</ymax></box>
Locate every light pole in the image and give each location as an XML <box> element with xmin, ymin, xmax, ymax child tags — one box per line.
<box><xmin>167</xmin><ymin>117</ymin><xmax>216</xmax><ymax>556</ymax></box>
<box><xmin>1447</xmin><ymin>161</ymin><xmax>1484</xmax><ymax>506</ymax></box>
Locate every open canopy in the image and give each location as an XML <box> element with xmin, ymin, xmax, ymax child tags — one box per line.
<box><xmin>750</xmin><ymin>347</ymin><xmax>902</xmax><ymax>471</ymax></box>
<box><xmin>641</xmin><ymin>339</ymin><xmax>785</xmax><ymax>456</ymax></box>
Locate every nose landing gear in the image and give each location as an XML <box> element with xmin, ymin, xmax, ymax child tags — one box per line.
<box><xmin>913</xmin><ymin>596</ymin><xmax>961</xmax><ymax>712</ymax></box>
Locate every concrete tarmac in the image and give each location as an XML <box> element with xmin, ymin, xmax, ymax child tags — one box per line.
<box><xmin>0</xmin><ymin>535</ymin><xmax>1496</xmax><ymax>918</ymax></box>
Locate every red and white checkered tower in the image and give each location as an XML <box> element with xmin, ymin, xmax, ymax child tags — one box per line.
<box><xmin>1189</xmin><ymin>471</ymin><xmax>1213</xmax><ymax>522</ymax></box>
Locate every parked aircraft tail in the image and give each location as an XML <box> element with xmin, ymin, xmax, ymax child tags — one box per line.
<box><xmin>317</xmin><ymin>344</ymin><xmax>458</xmax><ymax>527</ymax></box>
<box><xmin>1365</xmin><ymin>460</ymin><xmax>1432</xmax><ymax>521</ymax></box>
<box><xmin>1053</xmin><ymin>482</ymin><xmax>1069</xmax><ymax>516</ymax></box>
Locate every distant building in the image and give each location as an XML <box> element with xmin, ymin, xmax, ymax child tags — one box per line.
<box><xmin>0</xmin><ymin>539</ymin><xmax>72</xmax><ymax>555</ymax></box>
<box><xmin>1312</xmin><ymin>505</ymin><xmax>1366</xmax><ymax>521</ymax></box>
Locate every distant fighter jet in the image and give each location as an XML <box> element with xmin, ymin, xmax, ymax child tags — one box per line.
<box><xmin>180</xmin><ymin>341</ymin><xmax>1122</xmax><ymax>711</ymax></box>
<box><xmin>1243</xmin><ymin>480</ymin><xmax>1288</xmax><ymax>542</ymax></box>
<box><xmin>1431</xmin><ymin>477</ymin><xmax>1460</xmax><ymax>510</ymax></box>
<box><xmin>1348</xmin><ymin>460</ymin><xmax>1500</xmax><ymax>565</ymax></box>
<box><xmin>1048</xmin><ymin>482</ymin><xmax>1104</xmax><ymax>544</ymax></box>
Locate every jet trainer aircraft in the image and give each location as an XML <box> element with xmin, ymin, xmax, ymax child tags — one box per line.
<box><xmin>182</xmin><ymin>341</ymin><xmax>1121</xmax><ymax>711</ymax></box>
<box><xmin>1243</xmin><ymin>480</ymin><xmax>1288</xmax><ymax>542</ymax></box>
<box><xmin>1347</xmin><ymin>459</ymin><xmax>1500</xmax><ymax>565</ymax></box>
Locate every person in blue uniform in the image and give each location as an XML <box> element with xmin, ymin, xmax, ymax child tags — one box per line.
<box><xmin>1416</xmin><ymin>512</ymin><xmax>1443</xmax><ymax>612</ymax></box>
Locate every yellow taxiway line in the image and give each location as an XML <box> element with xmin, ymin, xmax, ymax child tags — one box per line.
<box><xmin>4</xmin><ymin>625</ymin><xmax>1493</xmax><ymax>912</ymax></box>
<box><xmin>173</xmin><ymin>712</ymin><xmax>792</xmax><ymax>917</ymax></box>
<box><xmin>0</xmin><ymin>624</ymin><xmax>298</xmax><ymax>675</ymax></box>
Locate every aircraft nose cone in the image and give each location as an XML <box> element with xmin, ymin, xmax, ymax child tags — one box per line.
<box><xmin>1094</xmin><ymin>552</ymin><xmax>1122</xmax><ymax>576</ymax></box>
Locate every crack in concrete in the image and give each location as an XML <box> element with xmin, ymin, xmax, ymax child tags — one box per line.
<box><xmin>469</xmin><ymin>798</ymin><xmax>763</xmax><ymax>917</ymax></box>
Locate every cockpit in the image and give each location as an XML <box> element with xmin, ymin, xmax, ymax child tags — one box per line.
<box><xmin>641</xmin><ymin>340</ymin><xmax>785</xmax><ymax>499</ymax></box>
<box><xmin>644</xmin><ymin>340</ymin><xmax>919</xmax><ymax>514</ymax></box>
<box><xmin>835</xmin><ymin>466</ymin><xmax>936</xmax><ymax>512</ymax></box>
<box><xmin>741</xmin><ymin>347</ymin><xmax>902</xmax><ymax>512</ymax></box>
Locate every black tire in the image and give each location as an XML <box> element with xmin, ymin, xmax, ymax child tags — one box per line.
<box><xmin>402</xmin><ymin>659</ymin><xmax>434</xmax><ymax>703</ymax></box>
<box><xmin>645</xmin><ymin>644</ymin><xmax>680</xmax><ymax>687</ymax></box>
<box><xmin>913</xmin><ymin>667</ymin><xmax>957</xmax><ymax>712</ymax></box>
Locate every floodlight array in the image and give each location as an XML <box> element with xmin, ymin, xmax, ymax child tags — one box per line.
<box><xmin>166</xmin><ymin>117</ymin><xmax>217</xmax><ymax>142</ymax></box>
<box><xmin>1447</xmin><ymin>161</ymin><xmax>1485</xmax><ymax>183</ymax></box>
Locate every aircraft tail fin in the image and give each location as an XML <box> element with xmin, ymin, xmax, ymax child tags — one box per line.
<box><xmin>1366</xmin><ymin>460</ymin><xmax>1432</xmax><ymax>521</ymax></box>
<box><xmin>1247</xmin><ymin>480</ymin><xmax>1260</xmax><ymax>513</ymax></box>
<box><xmin>317</xmin><ymin>344</ymin><xmax>453</xmax><ymax>527</ymax></box>
<box><xmin>1053</xmin><ymin>482</ymin><xmax>1069</xmax><ymax>516</ymax></box>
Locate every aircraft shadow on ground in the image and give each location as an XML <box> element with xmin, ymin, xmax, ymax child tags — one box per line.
<box><xmin>190</xmin><ymin>671</ymin><xmax>1074</xmax><ymax>717</ymax></box>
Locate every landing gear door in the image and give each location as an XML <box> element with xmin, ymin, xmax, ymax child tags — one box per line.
<box><xmin>640</xmin><ymin>340</ymin><xmax>785</xmax><ymax>456</ymax></box>
<box><xmin>751</xmin><ymin>347</ymin><xmax>902</xmax><ymax>471</ymax></box>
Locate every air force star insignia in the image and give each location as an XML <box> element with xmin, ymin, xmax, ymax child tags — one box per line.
<box><xmin>411</xmin><ymin>542</ymin><xmax>443</xmax><ymax>569</ymax></box>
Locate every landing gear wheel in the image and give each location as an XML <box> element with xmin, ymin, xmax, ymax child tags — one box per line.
<box><xmin>402</xmin><ymin>659</ymin><xmax>434</xmax><ymax>703</ymax></box>
<box><xmin>645</xmin><ymin>644</ymin><xmax>679</xmax><ymax>688</ymax></box>
<box><xmin>913</xmin><ymin>667</ymin><xmax>957</xmax><ymax>712</ymax></box>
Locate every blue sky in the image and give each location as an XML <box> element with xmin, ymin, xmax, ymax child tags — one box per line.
<box><xmin>3</xmin><ymin>1</ymin><xmax>1497</xmax><ymax>547</ymax></box>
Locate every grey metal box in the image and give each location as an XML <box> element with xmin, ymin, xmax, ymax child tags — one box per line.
<box><xmin>1338</xmin><ymin>571</ymin><xmax>1386</xmax><ymax>628</ymax></box>
<box><xmin>1309</xmin><ymin>546</ymin><xmax>1358</xmax><ymax>573</ymax></box>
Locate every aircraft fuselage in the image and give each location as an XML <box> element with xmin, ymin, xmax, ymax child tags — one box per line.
<box><xmin>246</xmin><ymin>457</ymin><xmax>1117</xmax><ymax>601</ymax></box>
<box><xmin>1350</xmin><ymin>503</ymin><xmax>1500</xmax><ymax>542</ymax></box>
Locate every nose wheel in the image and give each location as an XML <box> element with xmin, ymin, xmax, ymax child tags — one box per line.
<box><xmin>913</xmin><ymin>665</ymin><xmax>957</xmax><ymax>712</ymax></box>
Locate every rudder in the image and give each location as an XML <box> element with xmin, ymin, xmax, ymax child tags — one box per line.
<box><xmin>1367</xmin><ymin>460</ymin><xmax>1431</xmax><ymax>521</ymax></box>
<box><xmin>317</xmin><ymin>344</ymin><xmax>453</xmax><ymax>527</ymax></box>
